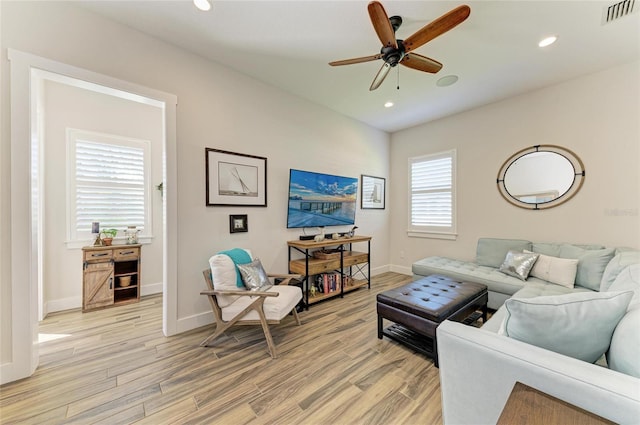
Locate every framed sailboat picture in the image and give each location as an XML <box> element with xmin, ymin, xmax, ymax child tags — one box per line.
<box><xmin>361</xmin><ymin>175</ymin><xmax>385</xmax><ymax>209</ymax></box>
<box><xmin>206</xmin><ymin>148</ymin><xmax>267</xmax><ymax>206</ymax></box>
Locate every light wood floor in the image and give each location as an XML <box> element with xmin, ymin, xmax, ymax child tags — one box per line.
<box><xmin>0</xmin><ymin>272</ymin><xmax>448</xmax><ymax>424</ymax></box>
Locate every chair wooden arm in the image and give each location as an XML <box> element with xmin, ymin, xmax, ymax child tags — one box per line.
<box><xmin>267</xmin><ymin>273</ymin><xmax>302</xmax><ymax>285</ymax></box>
<box><xmin>200</xmin><ymin>289</ymin><xmax>279</xmax><ymax>297</ymax></box>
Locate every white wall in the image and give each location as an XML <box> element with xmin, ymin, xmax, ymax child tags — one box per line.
<box><xmin>0</xmin><ymin>1</ymin><xmax>390</xmax><ymax>369</ymax></box>
<box><xmin>42</xmin><ymin>80</ymin><xmax>164</xmax><ymax>313</ymax></box>
<box><xmin>390</xmin><ymin>61</ymin><xmax>640</xmax><ymax>273</ymax></box>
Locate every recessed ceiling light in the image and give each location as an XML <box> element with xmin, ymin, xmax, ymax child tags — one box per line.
<box><xmin>194</xmin><ymin>0</ymin><xmax>211</xmax><ymax>11</ymax></box>
<box><xmin>436</xmin><ymin>75</ymin><xmax>458</xmax><ymax>87</ymax></box>
<box><xmin>538</xmin><ymin>35</ymin><xmax>558</xmax><ymax>47</ymax></box>
<box><xmin>384</xmin><ymin>101</ymin><xmax>394</xmax><ymax>108</ymax></box>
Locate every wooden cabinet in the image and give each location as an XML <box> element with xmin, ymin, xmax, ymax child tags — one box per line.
<box><xmin>287</xmin><ymin>236</ymin><xmax>371</xmax><ymax>309</ymax></box>
<box><xmin>82</xmin><ymin>244</ymin><xmax>141</xmax><ymax>312</ymax></box>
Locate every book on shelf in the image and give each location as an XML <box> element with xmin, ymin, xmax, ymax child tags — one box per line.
<box><xmin>313</xmin><ymin>272</ymin><xmax>344</xmax><ymax>295</ymax></box>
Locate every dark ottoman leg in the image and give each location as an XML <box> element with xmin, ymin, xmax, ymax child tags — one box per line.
<box><xmin>377</xmin><ymin>313</ymin><xmax>383</xmax><ymax>339</ymax></box>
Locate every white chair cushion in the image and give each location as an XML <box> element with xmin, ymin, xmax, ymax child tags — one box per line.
<box><xmin>221</xmin><ymin>285</ymin><xmax>302</xmax><ymax>322</ymax></box>
<box><xmin>209</xmin><ymin>249</ymin><xmax>253</xmax><ymax>308</ymax></box>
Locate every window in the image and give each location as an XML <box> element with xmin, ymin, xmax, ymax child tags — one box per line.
<box><xmin>408</xmin><ymin>150</ymin><xmax>457</xmax><ymax>239</ymax></box>
<box><xmin>67</xmin><ymin>129</ymin><xmax>151</xmax><ymax>246</ymax></box>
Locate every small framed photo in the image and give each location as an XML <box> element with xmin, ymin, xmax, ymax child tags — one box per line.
<box><xmin>361</xmin><ymin>175</ymin><xmax>386</xmax><ymax>209</ymax></box>
<box><xmin>229</xmin><ymin>214</ymin><xmax>248</xmax><ymax>233</ymax></box>
<box><xmin>206</xmin><ymin>148</ymin><xmax>267</xmax><ymax>207</ymax></box>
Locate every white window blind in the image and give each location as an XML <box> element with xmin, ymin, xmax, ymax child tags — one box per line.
<box><xmin>408</xmin><ymin>150</ymin><xmax>457</xmax><ymax>239</ymax></box>
<box><xmin>67</xmin><ymin>129</ymin><xmax>151</xmax><ymax>244</ymax></box>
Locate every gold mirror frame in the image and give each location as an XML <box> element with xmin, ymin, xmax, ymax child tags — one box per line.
<box><xmin>497</xmin><ymin>145</ymin><xmax>586</xmax><ymax>210</ymax></box>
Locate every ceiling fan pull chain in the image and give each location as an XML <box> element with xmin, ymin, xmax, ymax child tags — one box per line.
<box><xmin>397</xmin><ymin>66</ymin><xmax>400</xmax><ymax>90</ymax></box>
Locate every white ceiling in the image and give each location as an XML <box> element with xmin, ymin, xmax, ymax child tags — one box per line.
<box><xmin>79</xmin><ymin>0</ymin><xmax>640</xmax><ymax>133</ymax></box>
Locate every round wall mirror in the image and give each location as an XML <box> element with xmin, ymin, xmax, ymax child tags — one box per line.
<box><xmin>497</xmin><ymin>145</ymin><xmax>585</xmax><ymax>210</ymax></box>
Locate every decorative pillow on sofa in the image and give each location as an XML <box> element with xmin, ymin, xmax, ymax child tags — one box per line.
<box><xmin>559</xmin><ymin>245</ymin><xmax>616</xmax><ymax>291</ymax></box>
<box><xmin>238</xmin><ymin>258</ymin><xmax>272</xmax><ymax>291</ymax></box>
<box><xmin>524</xmin><ymin>250</ymin><xmax>578</xmax><ymax>288</ymax></box>
<box><xmin>476</xmin><ymin>238</ymin><xmax>532</xmax><ymax>268</ymax></box>
<box><xmin>607</xmin><ymin>305</ymin><xmax>640</xmax><ymax>378</ymax></box>
<box><xmin>499</xmin><ymin>291</ymin><xmax>633</xmax><ymax>363</ymax></box>
<box><xmin>608</xmin><ymin>264</ymin><xmax>640</xmax><ymax>308</ymax></box>
<box><xmin>498</xmin><ymin>250</ymin><xmax>539</xmax><ymax>281</ymax></box>
<box><xmin>600</xmin><ymin>250</ymin><xmax>640</xmax><ymax>292</ymax></box>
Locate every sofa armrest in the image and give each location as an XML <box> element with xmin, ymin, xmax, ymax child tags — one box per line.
<box><xmin>437</xmin><ymin>320</ymin><xmax>640</xmax><ymax>424</ymax></box>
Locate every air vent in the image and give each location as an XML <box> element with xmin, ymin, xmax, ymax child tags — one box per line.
<box><xmin>602</xmin><ymin>0</ymin><xmax>637</xmax><ymax>24</ymax></box>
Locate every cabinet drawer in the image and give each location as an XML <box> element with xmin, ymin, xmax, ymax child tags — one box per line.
<box><xmin>114</xmin><ymin>247</ymin><xmax>139</xmax><ymax>261</ymax></box>
<box><xmin>84</xmin><ymin>250</ymin><xmax>113</xmax><ymax>262</ymax></box>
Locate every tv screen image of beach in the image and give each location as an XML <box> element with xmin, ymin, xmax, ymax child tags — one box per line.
<box><xmin>287</xmin><ymin>169</ymin><xmax>358</xmax><ymax>228</ymax></box>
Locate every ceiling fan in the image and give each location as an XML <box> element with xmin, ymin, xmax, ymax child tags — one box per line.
<box><xmin>329</xmin><ymin>1</ymin><xmax>471</xmax><ymax>91</ymax></box>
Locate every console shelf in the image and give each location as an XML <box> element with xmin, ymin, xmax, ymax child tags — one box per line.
<box><xmin>287</xmin><ymin>235</ymin><xmax>371</xmax><ymax>309</ymax></box>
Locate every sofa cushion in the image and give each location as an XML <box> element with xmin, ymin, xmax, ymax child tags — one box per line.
<box><xmin>532</xmin><ymin>242</ymin><xmax>605</xmax><ymax>257</ymax></box>
<box><xmin>412</xmin><ymin>256</ymin><xmax>528</xmax><ymax>297</ymax></box>
<box><xmin>559</xmin><ymin>245</ymin><xmax>616</xmax><ymax>291</ymax></box>
<box><xmin>607</xmin><ymin>305</ymin><xmax>640</xmax><ymax>378</ymax></box>
<box><xmin>601</xmin><ymin>250</ymin><xmax>640</xmax><ymax>292</ymax></box>
<box><xmin>526</xmin><ymin>251</ymin><xmax>579</xmax><ymax>288</ymax></box>
<box><xmin>498</xmin><ymin>250</ymin><xmax>539</xmax><ymax>281</ymax></box>
<box><xmin>476</xmin><ymin>238</ymin><xmax>532</xmax><ymax>268</ymax></box>
<box><xmin>481</xmin><ymin>281</ymin><xmax>592</xmax><ymax>333</ymax></box>
<box><xmin>608</xmin><ymin>264</ymin><xmax>640</xmax><ymax>307</ymax></box>
<box><xmin>499</xmin><ymin>291</ymin><xmax>633</xmax><ymax>363</ymax></box>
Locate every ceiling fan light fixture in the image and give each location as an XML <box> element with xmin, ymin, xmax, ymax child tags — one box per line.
<box><xmin>436</xmin><ymin>75</ymin><xmax>459</xmax><ymax>87</ymax></box>
<box><xmin>384</xmin><ymin>101</ymin><xmax>394</xmax><ymax>108</ymax></box>
<box><xmin>193</xmin><ymin>0</ymin><xmax>211</xmax><ymax>12</ymax></box>
<box><xmin>538</xmin><ymin>35</ymin><xmax>558</xmax><ymax>47</ymax></box>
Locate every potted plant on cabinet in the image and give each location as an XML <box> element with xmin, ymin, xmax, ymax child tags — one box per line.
<box><xmin>101</xmin><ymin>228</ymin><xmax>118</xmax><ymax>246</ymax></box>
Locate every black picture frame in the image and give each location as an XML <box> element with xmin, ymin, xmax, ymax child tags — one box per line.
<box><xmin>229</xmin><ymin>214</ymin><xmax>248</xmax><ymax>233</ymax></box>
<box><xmin>361</xmin><ymin>175</ymin><xmax>386</xmax><ymax>209</ymax></box>
<box><xmin>206</xmin><ymin>148</ymin><xmax>267</xmax><ymax>206</ymax></box>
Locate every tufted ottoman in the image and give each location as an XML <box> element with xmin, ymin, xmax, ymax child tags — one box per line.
<box><xmin>377</xmin><ymin>275</ymin><xmax>488</xmax><ymax>367</ymax></box>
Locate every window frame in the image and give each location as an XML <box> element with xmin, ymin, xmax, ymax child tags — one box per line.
<box><xmin>66</xmin><ymin>128</ymin><xmax>153</xmax><ymax>248</ymax></box>
<box><xmin>408</xmin><ymin>149</ymin><xmax>457</xmax><ymax>240</ymax></box>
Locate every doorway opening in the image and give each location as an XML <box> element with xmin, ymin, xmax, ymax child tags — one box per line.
<box><xmin>5</xmin><ymin>49</ymin><xmax>178</xmax><ymax>384</ymax></box>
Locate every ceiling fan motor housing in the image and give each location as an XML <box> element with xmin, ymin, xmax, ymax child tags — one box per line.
<box><xmin>381</xmin><ymin>39</ymin><xmax>405</xmax><ymax>66</ymax></box>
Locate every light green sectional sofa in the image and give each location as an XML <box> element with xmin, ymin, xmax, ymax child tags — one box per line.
<box><xmin>412</xmin><ymin>238</ymin><xmax>640</xmax><ymax>424</ymax></box>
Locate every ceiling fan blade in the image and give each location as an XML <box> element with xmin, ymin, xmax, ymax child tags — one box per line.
<box><xmin>370</xmin><ymin>62</ymin><xmax>392</xmax><ymax>91</ymax></box>
<box><xmin>329</xmin><ymin>54</ymin><xmax>382</xmax><ymax>66</ymax></box>
<box><xmin>404</xmin><ymin>5</ymin><xmax>470</xmax><ymax>53</ymax></box>
<box><xmin>368</xmin><ymin>1</ymin><xmax>398</xmax><ymax>49</ymax></box>
<box><xmin>401</xmin><ymin>53</ymin><xmax>443</xmax><ymax>74</ymax></box>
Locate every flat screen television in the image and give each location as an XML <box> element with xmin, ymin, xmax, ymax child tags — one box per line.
<box><xmin>286</xmin><ymin>169</ymin><xmax>358</xmax><ymax>229</ymax></box>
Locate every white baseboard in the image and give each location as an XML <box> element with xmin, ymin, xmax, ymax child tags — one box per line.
<box><xmin>389</xmin><ymin>264</ymin><xmax>413</xmax><ymax>275</ymax></box>
<box><xmin>45</xmin><ymin>297</ymin><xmax>82</xmax><ymax>315</ymax></box>
<box><xmin>141</xmin><ymin>282</ymin><xmax>163</xmax><ymax>297</ymax></box>
<box><xmin>370</xmin><ymin>265</ymin><xmax>391</xmax><ymax>275</ymax></box>
<box><xmin>176</xmin><ymin>311</ymin><xmax>215</xmax><ymax>334</ymax></box>
<box><xmin>44</xmin><ymin>282</ymin><xmax>163</xmax><ymax>316</ymax></box>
